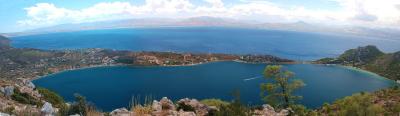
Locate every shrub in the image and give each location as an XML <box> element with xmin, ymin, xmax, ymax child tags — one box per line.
<box><xmin>37</xmin><ymin>87</ymin><xmax>65</xmax><ymax>108</ymax></box>
<box><xmin>131</xmin><ymin>105</ymin><xmax>152</xmax><ymax>115</ymax></box>
<box><xmin>11</xmin><ymin>88</ymin><xmax>41</xmax><ymax>106</ymax></box>
<box><xmin>200</xmin><ymin>99</ymin><xmax>229</xmax><ymax>108</ymax></box>
<box><xmin>177</xmin><ymin>102</ymin><xmax>195</xmax><ymax>112</ymax></box>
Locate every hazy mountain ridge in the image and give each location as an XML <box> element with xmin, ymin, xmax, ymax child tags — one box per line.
<box><xmin>4</xmin><ymin>16</ymin><xmax>400</xmax><ymax>40</ymax></box>
<box><xmin>0</xmin><ymin>35</ymin><xmax>11</xmax><ymax>49</ymax></box>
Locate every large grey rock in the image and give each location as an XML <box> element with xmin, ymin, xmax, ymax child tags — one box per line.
<box><xmin>41</xmin><ymin>102</ymin><xmax>54</xmax><ymax>115</ymax></box>
<box><xmin>0</xmin><ymin>112</ymin><xmax>11</xmax><ymax>116</ymax></box>
<box><xmin>4</xmin><ymin>86</ymin><xmax>14</xmax><ymax>97</ymax></box>
<box><xmin>27</xmin><ymin>81</ymin><xmax>35</xmax><ymax>89</ymax></box>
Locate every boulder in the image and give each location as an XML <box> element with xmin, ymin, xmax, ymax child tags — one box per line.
<box><xmin>253</xmin><ymin>104</ymin><xmax>289</xmax><ymax>116</ymax></box>
<box><xmin>152</xmin><ymin>100</ymin><xmax>162</xmax><ymax>112</ymax></box>
<box><xmin>4</xmin><ymin>86</ymin><xmax>14</xmax><ymax>97</ymax></box>
<box><xmin>27</xmin><ymin>81</ymin><xmax>35</xmax><ymax>89</ymax></box>
<box><xmin>0</xmin><ymin>112</ymin><xmax>11</xmax><ymax>116</ymax></box>
<box><xmin>41</xmin><ymin>102</ymin><xmax>54</xmax><ymax>116</ymax></box>
<box><xmin>160</xmin><ymin>97</ymin><xmax>176</xmax><ymax>111</ymax></box>
<box><xmin>177</xmin><ymin>98</ymin><xmax>211</xmax><ymax>116</ymax></box>
<box><xmin>110</xmin><ymin>108</ymin><xmax>132</xmax><ymax>116</ymax></box>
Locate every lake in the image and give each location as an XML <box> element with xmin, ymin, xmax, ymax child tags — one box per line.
<box><xmin>33</xmin><ymin>61</ymin><xmax>396</xmax><ymax>111</ymax></box>
<box><xmin>11</xmin><ymin>27</ymin><xmax>400</xmax><ymax>60</ymax></box>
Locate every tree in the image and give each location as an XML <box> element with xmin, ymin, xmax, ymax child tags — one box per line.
<box><xmin>260</xmin><ymin>65</ymin><xmax>305</xmax><ymax>108</ymax></box>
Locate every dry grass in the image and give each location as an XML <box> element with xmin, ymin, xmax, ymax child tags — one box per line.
<box><xmin>129</xmin><ymin>95</ymin><xmax>155</xmax><ymax>115</ymax></box>
<box><xmin>86</xmin><ymin>106</ymin><xmax>103</xmax><ymax>116</ymax></box>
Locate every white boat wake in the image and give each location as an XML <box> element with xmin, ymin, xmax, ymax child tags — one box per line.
<box><xmin>243</xmin><ymin>76</ymin><xmax>263</xmax><ymax>81</ymax></box>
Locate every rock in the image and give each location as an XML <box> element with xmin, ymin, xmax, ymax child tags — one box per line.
<box><xmin>110</xmin><ymin>108</ymin><xmax>132</xmax><ymax>116</ymax></box>
<box><xmin>160</xmin><ymin>97</ymin><xmax>176</xmax><ymax>111</ymax></box>
<box><xmin>0</xmin><ymin>87</ymin><xmax>4</xmax><ymax>95</ymax></box>
<box><xmin>177</xmin><ymin>98</ymin><xmax>211</xmax><ymax>116</ymax></box>
<box><xmin>151</xmin><ymin>97</ymin><xmax>178</xmax><ymax>116</ymax></box>
<box><xmin>253</xmin><ymin>104</ymin><xmax>289</xmax><ymax>116</ymax></box>
<box><xmin>27</xmin><ymin>81</ymin><xmax>35</xmax><ymax>89</ymax></box>
<box><xmin>4</xmin><ymin>86</ymin><xmax>14</xmax><ymax>97</ymax></box>
<box><xmin>41</xmin><ymin>102</ymin><xmax>54</xmax><ymax>116</ymax></box>
<box><xmin>178</xmin><ymin>109</ymin><xmax>196</xmax><ymax>116</ymax></box>
<box><xmin>278</xmin><ymin>109</ymin><xmax>290</xmax><ymax>116</ymax></box>
<box><xmin>0</xmin><ymin>112</ymin><xmax>11</xmax><ymax>116</ymax></box>
<box><xmin>152</xmin><ymin>100</ymin><xmax>162</xmax><ymax>112</ymax></box>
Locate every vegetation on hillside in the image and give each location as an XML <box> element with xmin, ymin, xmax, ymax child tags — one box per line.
<box><xmin>317</xmin><ymin>86</ymin><xmax>400</xmax><ymax>115</ymax></box>
<box><xmin>315</xmin><ymin>45</ymin><xmax>400</xmax><ymax>80</ymax></box>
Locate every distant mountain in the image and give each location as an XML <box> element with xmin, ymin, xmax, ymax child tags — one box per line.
<box><xmin>0</xmin><ymin>35</ymin><xmax>10</xmax><ymax>49</ymax></box>
<box><xmin>5</xmin><ymin>16</ymin><xmax>400</xmax><ymax>40</ymax></box>
<box><xmin>316</xmin><ymin>45</ymin><xmax>400</xmax><ymax>80</ymax></box>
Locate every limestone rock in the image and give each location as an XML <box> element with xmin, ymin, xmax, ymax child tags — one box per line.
<box><xmin>41</xmin><ymin>102</ymin><xmax>54</xmax><ymax>116</ymax></box>
<box><xmin>110</xmin><ymin>108</ymin><xmax>133</xmax><ymax>116</ymax></box>
<box><xmin>152</xmin><ymin>100</ymin><xmax>162</xmax><ymax>112</ymax></box>
<box><xmin>160</xmin><ymin>97</ymin><xmax>176</xmax><ymax>111</ymax></box>
<box><xmin>253</xmin><ymin>104</ymin><xmax>289</xmax><ymax>116</ymax></box>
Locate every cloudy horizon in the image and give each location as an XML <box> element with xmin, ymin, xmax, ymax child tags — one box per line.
<box><xmin>1</xmin><ymin>0</ymin><xmax>400</xmax><ymax>33</ymax></box>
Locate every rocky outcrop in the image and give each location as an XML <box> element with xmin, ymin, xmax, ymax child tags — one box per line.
<box><xmin>110</xmin><ymin>97</ymin><xmax>222</xmax><ymax>116</ymax></box>
<box><xmin>253</xmin><ymin>104</ymin><xmax>290</xmax><ymax>116</ymax></box>
<box><xmin>177</xmin><ymin>98</ymin><xmax>215</xmax><ymax>116</ymax></box>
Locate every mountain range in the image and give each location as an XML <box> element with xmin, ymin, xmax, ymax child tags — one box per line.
<box><xmin>4</xmin><ymin>16</ymin><xmax>400</xmax><ymax>40</ymax></box>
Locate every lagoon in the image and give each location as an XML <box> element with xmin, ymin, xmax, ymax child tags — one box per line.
<box><xmin>33</xmin><ymin>61</ymin><xmax>396</xmax><ymax>111</ymax></box>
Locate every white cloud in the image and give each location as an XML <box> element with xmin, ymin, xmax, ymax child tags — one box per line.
<box><xmin>17</xmin><ymin>0</ymin><xmax>400</xmax><ymax>29</ymax></box>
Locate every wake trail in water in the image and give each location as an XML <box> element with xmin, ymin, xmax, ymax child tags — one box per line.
<box><xmin>243</xmin><ymin>75</ymin><xmax>263</xmax><ymax>81</ymax></box>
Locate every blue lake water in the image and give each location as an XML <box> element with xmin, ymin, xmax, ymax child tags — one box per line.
<box><xmin>11</xmin><ymin>27</ymin><xmax>400</xmax><ymax>60</ymax></box>
<box><xmin>33</xmin><ymin>61</ymin><xmax>396</xmax><ymax>111</ymax></box>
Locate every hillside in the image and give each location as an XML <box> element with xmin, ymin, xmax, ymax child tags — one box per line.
<box><xmin>317</xmin><ymin>87</ymin><xmax>400</xmax><ymax>115</ymax></box>
<box><xmin>0</xmin><ymin>35</ymin><xmax>10</xmax><ymax>49</ymax></box>
<box><xmin>315</xmin><ymin>45</ymin><xmax>400</xmax><ymax>80</ymax></box>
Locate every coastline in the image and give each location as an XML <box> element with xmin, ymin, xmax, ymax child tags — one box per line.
<box><xmin>307</xmin><ymin>63</ymin><xmax>398</xmax><ymax>84</ymax></box>
<box><xmin>30</xmin><ymin>60</ymin><xmax>296</xmax><ymax>82</ymax></box>
<box><xmin>340</xmin><ymin>65</ymin><xmax>396</xmax><ymax>82</ymax></box>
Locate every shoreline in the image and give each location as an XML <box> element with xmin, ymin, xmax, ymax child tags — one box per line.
<box><xmin>312</xmin><ymin>63</ymin><xmax>398</xmax><ymax>84</ymax></box>
<box><xmin>30</xmin><ymin>60</ymin><xmax>296</xmax><ymax>82</ymax></box>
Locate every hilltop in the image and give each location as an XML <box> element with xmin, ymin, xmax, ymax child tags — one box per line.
<box><xmin>315</xmin><ymin>45</ymin><xmax>400</xmax><ymax>80</ymax></box>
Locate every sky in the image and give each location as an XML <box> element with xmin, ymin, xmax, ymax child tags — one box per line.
<box><xmin>1</xmin><ymin>0</ymin><xmax>400</xmax><ymax>33</ymax></box>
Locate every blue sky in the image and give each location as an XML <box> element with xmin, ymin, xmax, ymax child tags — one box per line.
<box><xmin>1</xmin><ymin>0</ymin><xmax>399</xmax><ymax>33</ymax></box>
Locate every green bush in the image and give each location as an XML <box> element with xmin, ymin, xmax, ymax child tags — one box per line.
<box><xmin>37</xmin><ymin>87</ymin><xmax>65</xmax><ymax>108</ymax></box>
<box><xmin>200</xmin><ymin>99</ymin><xmax>229</xmax><ymax>108</ymax></box>
<box><xmin>177</xmin><ymin>102</ymin><xmax>195</xmax><ymax>112</ymax></box>
<box><xmin>11</xmin><ymin>89</ymin><xmax>41</xmax><ymax>106</ymax></box>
